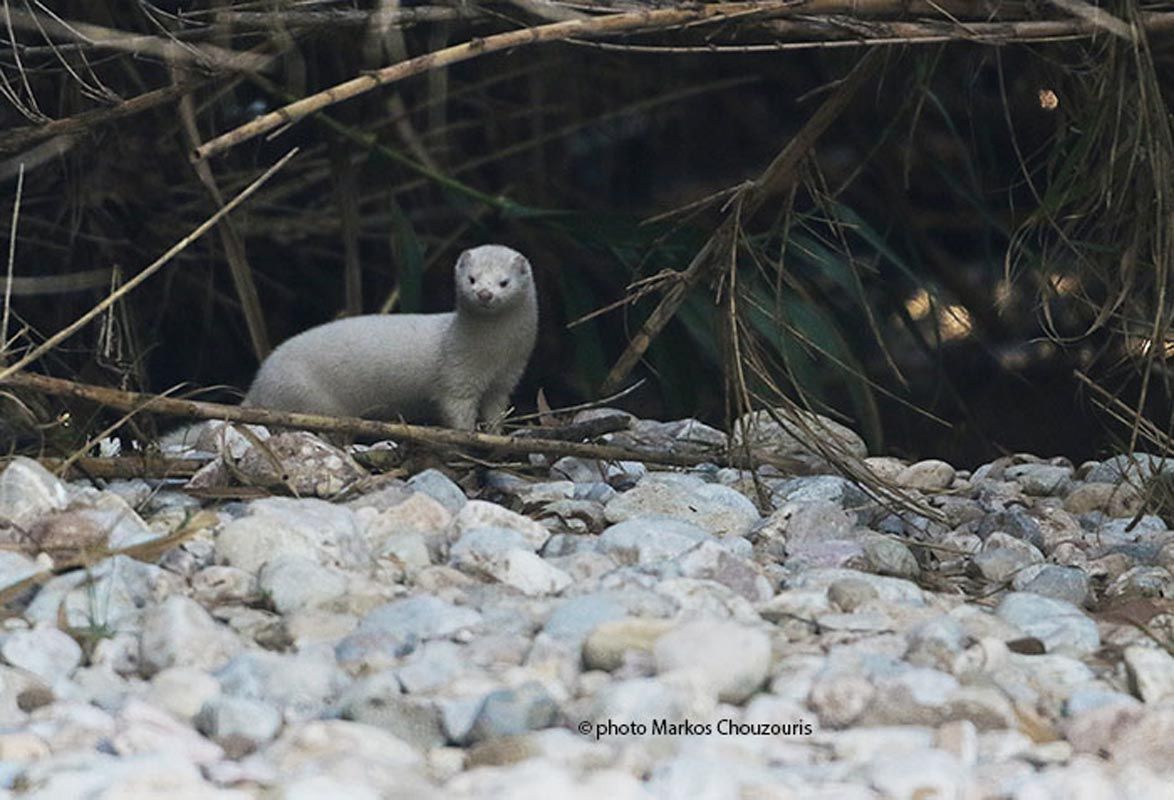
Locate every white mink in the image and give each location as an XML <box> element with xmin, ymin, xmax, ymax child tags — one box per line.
<box><xmin>244</xmin><ymin>244</ymin><xmax>538</xmax><ymax>430</ymax></box>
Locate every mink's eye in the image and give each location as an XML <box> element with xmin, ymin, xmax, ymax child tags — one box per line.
<box><xmin>499</xmin><ymin>279</ymin><xmax>509</xmax><ymax>288</ymax></box>
<box><xmin>468</xmin><ymin>276</ymin><xmax>475</xmax><ymax>285</ymax></box>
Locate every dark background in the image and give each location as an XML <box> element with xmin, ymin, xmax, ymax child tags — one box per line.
<box><xmin>3</xmin><ymin>2</ymin><xmax>1172</xmax><ymax>466</ymax></box>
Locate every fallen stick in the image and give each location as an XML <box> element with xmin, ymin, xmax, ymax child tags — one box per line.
<box><xmin>3</xmin><ymin>372</ymin><xmax>804</xmax><ymax>472</ymax></box>
<box><xmin>4</xmin><ymin>456</ymin><xmax>204</xmax><ymax>480</ymax></box>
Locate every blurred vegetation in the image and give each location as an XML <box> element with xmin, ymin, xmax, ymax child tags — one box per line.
<box><xmin>1</xmin><ymin>1</ymin><xmax>1173</xmax><ymax>465</ymax></box>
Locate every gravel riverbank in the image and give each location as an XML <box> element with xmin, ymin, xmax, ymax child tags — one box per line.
<box><xmin>0</xmin><ymin>410</ymin><xmax>1170</xmax><ymax>798</ymax></box>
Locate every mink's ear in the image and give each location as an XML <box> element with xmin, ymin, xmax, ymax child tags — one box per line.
<box><xmin>456</xmin><ymin>251</ymin><xmax>471</xmax><ymax>271</ymax></box>
<box><xmin>513</xmin><ymin>254</ymin><xmax>530</xmax><ymax>274</ymax></box>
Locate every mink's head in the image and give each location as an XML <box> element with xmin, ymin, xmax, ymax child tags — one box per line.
<box><xmin>454</xmin><ymin>245</ymin><xmax>534</xmax><ymax>315</ymax></box>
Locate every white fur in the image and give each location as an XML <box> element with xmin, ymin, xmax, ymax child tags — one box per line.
<box><xmin>244</xmin><ymin>244</ymin><xmax>538</xmax><ymax>430</ymax></box>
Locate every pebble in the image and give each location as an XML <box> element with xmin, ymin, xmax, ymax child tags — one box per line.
<box><xmin>1123</xmin><ymin>645</ymin><xmax>1174</xmax><ymax>703</ymax></box>
<box><xmin>1</xmin><ymin>626</ymin><xmax>82</xmax><ymax>685</ymax></box>
<box><xmin>653</xmin><ymin>620</ymin><xmax>771</xmax><ymax>703</ymax></box>
<box><xmin>194</xmin><ymin>694</ymin><xmax>283</xmax><ymax>756</ymax></box>
<box><xmin>896</xmin><ymin>459</ymin><xmax>956</xmax><ymax>491</ymax></box>
<box><xmin>603</xmin><ymin>474</ymin><xmax>760</xmax><ymax>537</ymax></box>
<box><xmin>596</xmin><ymin>516</ymin><xmax>710</xmax><ymax>565</ymax></box>
<box><xmin>139</xmin><ymin>595</ymin><xmax>244</xmax><ymax>676</ymax></box>
<box><xmin>466</xmin><ymin>681</ymin><xmax>561</xmax><ymax>743</ymax></box>
<box><xmin>582</xmin><ymin>617</ymin><xmax>675</xmax><ymax>672</ymax></box>
<box><xmin>994</xmin><ymin>593</ymin><xmax>1100</xmax><ymax>655</ymax></box>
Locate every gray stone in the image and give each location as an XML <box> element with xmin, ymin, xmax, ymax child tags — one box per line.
<box><xmin>597</xmin><ymin>516</ymin><xmax>710</xmax><ymax>565</ymax></box>
<box><xmin>827</xmin><ymin>578</ymin><xmax>879</xmax><ymax>612</ymax></box>
<box><xmin>1093</xmin><ymin>514</ymin><xmax>1167</xmax><ymax>545</ymax></box>
<box><xmin>786</xmin><ymin>568</ymin><xmax>926</xmax><ymax>606</ymax></box>
<box><xmin>26</xmin><ymin>555</ymin><xmax>178</xmax><ymax>631</ymax></box>
<box><xmin>863</xmin><ymin>537</ymin><xmax>920</xmax><ymax>579</ymax></box>
<box><xmin>973</xmin><ymin>533</ymin><xmax>1044</xmax><ymax>584</ymax></box>
<box><xmin>770</xmin><ymin>475</ymin><xmax>871</xmax><ymax>509</ymax></box>
<box><xmin>604</xmin><ymin>475</ymin><xmax>759</xmax><ymax>537</ymax></box>
<box><xmin>395</xmin><ymin>641</ymin><xmax>467</xmax><ymax>694</ymax></box>
<box><xmin>995</xmin><ymin>593</ymin><xmax>1099</xmax><ymax>655</ymax></box>
<box><xmin>466</xmin><ymin>681</ymin><xmax>561</xmax><ymax>743</ymax></box>
<box><xmin>653</xmin><ymin>620</ymin><xmax>771</xmax><ymax>703</ymax></box>
<box><xmin>1123</xmin><ymin>645</ymin><xmax>1174</xmax><ymax>703</ymax></box>
<box><xmin>582</xmin><ymin>617</ymin><xmax>675</xmax><ymax>672</ymax></box>
<box><xmin>1004</xmin><ymin>463</ymin><xmax>1073</xmax><ymax>496</ymax></box>
<box><xmin>976</xmin><ymin>510</ymin><xmax>1045</xmax><ymax>549</ymax></box>
<box><xmin>677</xmin><ymin>540</ymin><xmax>773</xmax><ymax>602</ymax></box>
<box><xmin>1013</xmin><ymin>564</ymin><xmax>1091</xmax><ymax>606</ymax></box>
<box><xmin>262</xmin><ymin>719</ymin><xmax>429</xmax><ymax>797</ymax></box>
<box><xmin>0</xmin><ymin>457</ymin><xmax>69</xmax><ymax>528</ymax></box>
<box><xmin>337</xmin><ymin>671</ymin><xmax>444</xmax><ymax>750</ymax></box>
<box><xmin>361</xmin><ymin>492</ymin><xmax>451</xmax><ymax>554</ymax></box>
<box><xmin>357</xmin><ymin>595</ymin><xmax>482</xmax><ymax>641</ymax></box>
<box><xmin>588</xmin><ymin>677</ymin><xmax>692</xmax><ymax>725</ymax></box>
<box><xmin>764</xmin><ymin>501</ymin><xmax>857</xmax><ymax>546</ymax></box>
<box><xmin>216</xmin><ymin>497</ymin><xmax>371</xmax><ymax>573</ymax></box>
<box><xmin>235</xmin><ymin>431</ymin><xmax>365</xmax><ymax>497</ymax></box>
<box><xmin>1104</xmin><ymin>566</ymin><xmax>1172</xmax><ymax>600</ymax></box>
<box><xmin>1</xmin><ymin>626</ymin><xmax>82</xmax><ymax>685</ymax></box>
<box><xmin>407</xmin><ymin>468</ymin><xmax>468</xmax><ymax>513</ymax></box>
<box><xmin>139</xmin><ymin>595</ymin><xmax>243</xmax><ymax>677</ymax></box>
<box><xmin>216</xmin><ymin>651</ymin><xmax>349</xmax><ymax>721</ymax></box>
<box><xmin>448</xmin><ymin>530</ymin><xmax>572</xmax><ymax>596</ymax></box>
<box><xmin>191</xmin><ymin>565</ymin><xmax>258</xmax><ymax>606</ymax></box>
<box><xmin>452</xmin><ymin>500</ymin><xmax>550</xmax><ymax>551</ymax></box>
<box><xmin>0</xmin><ymin>551</ymin><xmax>41</xmax><ymax>592</ymax></box>
<box><xmin>896</xmin><ymin>460</ymin><xmax>956</xmax><ymax>491</ymax></box>
<box><xmin>259</xmin><ymin>554</ymin><xmax>349</xmax><ymax>613</ymax></box>
<box><xmin>732</xmin><ymin>408</ymin><xmax>867</xmax><ymax>459</ymax></box>
<box><xmin>1085</xmin><ymin>453</ymin><xmax>1174</xmax><ymax>484</ymax></box>
<box><xmin>542</xmin><ymin>595</ymin><xmax>627</xmax><ymax>644</ymax></box>
<box><xmin>147</xmin><ymin>666</ymin><xmax>221</xmax><ymax>722</ymax></box>
<box><xmin>195</xmin><ymin>695</ymin><xmax>282</xmax><ymax>757</ymax></box>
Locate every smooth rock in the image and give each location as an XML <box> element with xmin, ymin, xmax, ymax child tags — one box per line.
<box><xmin>596</xmin><ymin>517</ymin><xmax>710</xmax><ymax>565</ymax></box>
<box><xmin>452</xmin><ymin>500</ymin><xmax>550</xmax><ymax>551</ymax></box>
<box><xmin>582</xmin><ymin>618</ymin><xmax>676</xmax><ymax>672</ymax></box>
<box><xmin>363</xmin><ymin>492</ymin><xmax>452</xmax><ymax>552</ymax></box>
<box><xmin>862</xmin><ymin>537</ymin><xmax>920</xmax><ymax>579</ymax></box>
<box><xmin>466</xmin><ymin>681</ymin><xmax>561</xmax><ymax>744</ymax></box>
<box><xmin>1123</xmin><ymin>645</ymin><xmax>1174</xmax><ymax>703</ymax></box>
<box><xmin>139</xmin><ymin>595</ymin><xmax>243</xmax><ymax>677</ymax></box>
<box><xmin>1004</xmin><ymin>463</ymin><xmax>1072</xmax><ymax>496</ymax></box>
<box><xmin>542</xmin><ymin>595</ymin><xmax>627</xmax><ymax>644</ymax></box>
<box><xmin>216</xmin><ymin>651</ymin><xmax>349</xmax><ymax>721</ymax></box>
<box><xmin>195</xmin><ymin>694</ymin><xmax>283</xmax><ymax>757</ymax></box>
<box><xmin>1013</xmin><ymin>564</ymin><xmax>1091</xmax><ymax>606</ymax></box>
<box><xmin>216</xmin><ymin>497</ymin><xmax>371</xmax><ymax>573</ymax></box>
<box><xmin>1</xmin><ymin>626</ymin><xmax>82</xmax><ymax>685</ymax></box>
<box><xmin>732</xmin><ymin>408</ymin><xmax>867</xmax><ymax>459</ymax></box>
<box><xmin>337</xmin><ymin>672</ymin><xmax>445</xmax><ymax>750</ymax></box>
<box><xmin>0</xmin><ymin>457</ymin><xmax>69</xmax><ymax>528</ymax></box>
<box><xmin>677</xmin><ymin>540</ymin><xmax>773</xmax><ymax>602</ymax></box>
<box><xmin>604</xmin><ymin>475</ymin><xmax>759</xmax><ymax>537</ymax></box>
<box><xmin>995</xmin><ymin>593</ymin><xmax>1099</xmax><ymax>655</ymax></box>
<box><xmin>653</xmin><ymin>620</ymin><xmax>771</xmax><ymax>703</ymax></box>
<box><xmin>896</xmin><ymin>460</ymin><xmax>956</xmax><ymax>491</ymax></box>
<box><xmin>235</xmin><ymin>431</ymin><xmax>365</xmax><ymax>497</ymax></box>
<box><xmin>407</xmin><ymin>468</ymin><xmax>469</xmax><ymax>513</ymax></box>
<box><xmin>147</xmin><ymin>666</ymin><xmax>221</xmax><ymax>722</ymax></box>
<box><xmin>259</xmin><ymin>554</ymin><xmax>350</xmax><ymax>613</ymax></box>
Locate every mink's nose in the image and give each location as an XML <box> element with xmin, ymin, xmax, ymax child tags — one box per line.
<box><xmin>477</xmin><ymin>289</ymin><xmax>493</xmax><ymax>303</ymax></box>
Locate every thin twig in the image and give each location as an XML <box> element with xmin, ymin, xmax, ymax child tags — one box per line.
<box><xmin>0</xmin><ymin>148</ymin><xmax>298</xmax><ymax>383</ymax></box>
<box><xmin>192</xmin><ymin>3</ymin><xmax>799</xmax><ymax>161</ymax></box>
<box><xmin>2</xmin><ymin>161</ymin><xmax>21</xmax><ymax>349</ymax></box>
